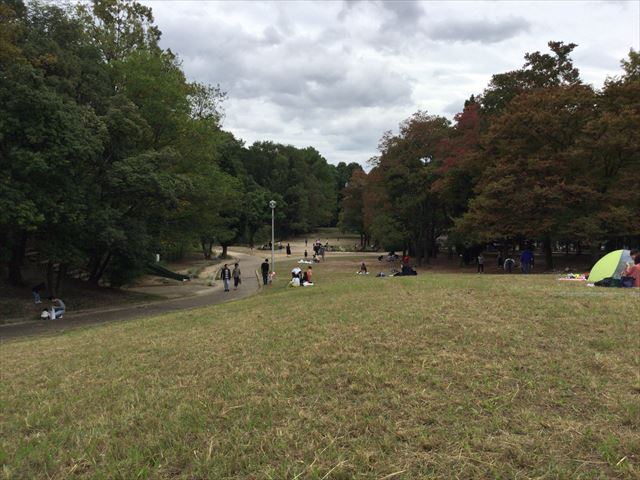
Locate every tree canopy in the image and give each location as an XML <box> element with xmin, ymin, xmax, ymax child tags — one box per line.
<box><xmin>338</xmin><ymin>42</ymin><xmax>640</xmax><ymax>267</ymax></box>
<box><xmin>1</xmin><ymin>0</ymin><xmax>344</xmax><ymax>289</ymax></box>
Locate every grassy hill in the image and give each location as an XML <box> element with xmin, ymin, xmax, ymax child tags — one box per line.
<box><xmin>1</xmin><ymin>256</ymin><xmax>639</xmax><ymax>479</ymax></box>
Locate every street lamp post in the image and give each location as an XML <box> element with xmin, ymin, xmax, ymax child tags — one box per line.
<box><xmin>269</xmin><ymin>200</ymin><xmax>276</xmax><ymax>278</ymax></box>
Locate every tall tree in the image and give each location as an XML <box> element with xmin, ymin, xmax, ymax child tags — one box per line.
<box><xmin>371</xmin><ymin>112</ymin><xmax>451</xmax><ymax>261</ymax></box>
<box><xmin>456</xmin><ymin>85</ymin><xmax>598</xmax><ymax>268</ymax></box>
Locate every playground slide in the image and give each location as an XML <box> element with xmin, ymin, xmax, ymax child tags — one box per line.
<box><xmin>146</xmin><ymin>263</ymin><xmax>191</xmax><ymax>281</ymax></box>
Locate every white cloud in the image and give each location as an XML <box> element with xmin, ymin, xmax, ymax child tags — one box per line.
<box><xmin>144</xmin><ymin>0</ymin><xmax>640</xmax><ymax>166</ymax></box>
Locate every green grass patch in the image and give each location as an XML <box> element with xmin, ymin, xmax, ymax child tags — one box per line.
<box><xmin>1</xmin><ymin>257</ymin><xmax>639</xmax><ymax>478</ymax></box>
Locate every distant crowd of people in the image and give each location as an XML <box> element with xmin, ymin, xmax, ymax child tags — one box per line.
<box><xmin>469</xmin><ymin>248</ymin><xmax>534</xmax><ymax>274</ymax></box>
<box><xmin>284</xmin><ymin>239</ymin><xmax>327</xmax><ymax>263</ymax></box>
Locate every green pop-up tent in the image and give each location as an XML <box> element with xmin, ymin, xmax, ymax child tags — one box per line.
<box><xmin>588</xmin><ymin>249</ymin><xmax>633</xmax><ymax>283</ymax></box>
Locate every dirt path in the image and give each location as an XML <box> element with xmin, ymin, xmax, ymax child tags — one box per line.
<box><xmin>0</xmin><ymin>251</ymin><xmax>263</xmax><ymax>341</ymax></box>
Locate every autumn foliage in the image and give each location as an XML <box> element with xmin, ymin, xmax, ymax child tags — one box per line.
<box><xmin>339</xmin><ymin>42</ymin><xmax>640</xmax><ymax>268</ymax></box>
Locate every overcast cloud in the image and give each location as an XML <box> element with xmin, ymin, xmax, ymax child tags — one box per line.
<box><xmin>143</xmin><ymin>0</ymin><xmax>639</xmax><ymax>166</ymax></box>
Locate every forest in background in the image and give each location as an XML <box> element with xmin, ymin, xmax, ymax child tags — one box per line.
<box><xmin>2</xmin><ymin>0</ymin><xmax>639</xmax><ymax>292</ymax></box>
<box><xmin>0</xmin><ymin>0</ymin><xmax>360</xmax><ymax>290</ymax></box>
<box><xmin>339</xmin><ymin>42</ymin><xmax>640</xmax><ymax>268</ymax></box>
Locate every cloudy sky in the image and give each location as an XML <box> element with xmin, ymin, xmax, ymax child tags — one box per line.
<box><xmin>143</xmin><ymin>0</ymin><xmax>639</xmax><ymax>166</ymax></box>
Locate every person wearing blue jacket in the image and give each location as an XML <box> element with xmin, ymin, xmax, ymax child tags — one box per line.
<box><xmin>520</xmin><ymin>248</ymin><xmax>534</xmax><ymax>274</ymax></box>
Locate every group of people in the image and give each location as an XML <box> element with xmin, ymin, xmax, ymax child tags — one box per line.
<box><xmin>366</xmin><ymin>253</ymin><xmax>416</xmax><ymax>277</ymax></box>
<box><xmin>473</xmin><ymin>249</ymin><xmax>534</xmax><ymax>274</ymax></box>
<box><xmin>285</xmin><ymin>240</ymin><xmax>327</xmax><ymax>263</ymax></box>
<box><xmin>290</xmin><ymin>265</ymin><xmax>313</xmax><ymax>286</ymax></box>
<box><xmin>31</xmin><ymin>282</ymin><xmax>66</xmax><ymax>319</ymax></box>
<box><xmin>219</xmin><ymin>263</ymin><xmax>242</xmax><ymax>292</ymax></box>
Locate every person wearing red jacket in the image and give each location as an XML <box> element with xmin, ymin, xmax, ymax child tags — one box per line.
<box><xmin>623</xmin><ymin>255</ymin><xmax>640</xmax><ymax>287</ymax></box>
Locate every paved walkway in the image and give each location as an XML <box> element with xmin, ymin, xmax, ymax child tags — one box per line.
<box><xmin>1</xmin><ymin>251</ymin><xmax>264</xmax><ymax>341</ymax></box>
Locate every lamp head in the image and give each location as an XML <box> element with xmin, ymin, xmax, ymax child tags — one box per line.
<box><xmin>269</xmin><ymin>200</ymin><xmax>276</xmax><ymax>209</ymax></box>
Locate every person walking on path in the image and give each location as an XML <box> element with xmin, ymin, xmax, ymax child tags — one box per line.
<box><xmin>286</xmin><ymin>243</ymin><xmax>291</xmax><ymax>256</ymax></box>
<box><xmin>261</xmin><ymin>259</ymin><xmax>270</xmax><ymax>286</ymax></box>
<box><xmin>221</xmin><ymin>264</ymin><xmax>232</xmax><ymax>292</ymax></box>
<box><xmin>304</xmin><ymin>249</ymin><xmax>308</xmax><ymax>259</ymax></box>
<box><xmin>305</xmin><ymin>238</ymin><xmax>308</xmax><ymax>247</ymax></box>
<box><xmin>232</xmin><ymin>263</ymin><xmax>241</xmax><ymax>290</ymax></box>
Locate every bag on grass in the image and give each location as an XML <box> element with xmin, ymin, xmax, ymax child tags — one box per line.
<box><xmin>621</xmin><ymin>276</ymin><xmax>635</xmax><ymax>288</ymax></box>
<box><xmin>594</xmin><ymin>277</ymin><xmax>621</xmax><ymax>288</ymax></box>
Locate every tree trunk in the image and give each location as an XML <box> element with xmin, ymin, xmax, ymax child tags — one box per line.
<box><xmin>423</xmin><ymin>234</ymin><xmax>431</xmax><ymax>265</ymax></box>
<box><xmin>220</xmin><ymin>244</ymin><xmax>229</xmax><ymax>259</ymax></box>
<box><xmin>89</xmin><ymin>252</ymin><xmax>111</xmax><ymax>286</ymax></box>
<box><xmin>7</xmin><ymin>231</ymin><xmax>27</xmax><ymax>286</ymax></box>
<box><xmin>46</xmin><ymin>261</ymin><xmax>56</xmax><ymax>297</ymax></box>
<box><xmin>56</xmin><ymin>263</ymin><xmax>67</xmax><ymax>294</ymax></box>
<box><xmin>87</xmin><ymin>252</ymin><xmax>101</xmax><ymax>283</ymax></box>
<box><xmin>201</xmin><ymin>240</ymin><xmax>211</xmax><ymax>260</ymax></box>
<box><xmin>543</xmin><ymin>237</ymin><xmax>553</xmax><ymax>271</ymax></box>
<box><xmin>94</xmin><ymin>252</ymin><xmax>112</xmax><ymax>285</ymax></box>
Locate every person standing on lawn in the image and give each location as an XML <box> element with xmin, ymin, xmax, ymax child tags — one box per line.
<box><xmin>261</xmin><ymin>259</ymin><xmax>270</xmax><ymax>285</ymax></box>
<box><xmin>520</xmin><ymin>248</ymin><xmax>534</xmax><ymax>274</ymax></box>
<box><xmin>232</xmin><ymin>263</ymin><xmax>241</xmax><ymax>290</ymax></box>
<box><xmin>31</xmin><ymin>282</ymin><xmax>46</xmax><ymax>304</ymax></box>
<box><xmin>306</xmin><ymin>266</ymin><xmax>313</xmax><ymax>283</ymax></box>
<box><xmin>221</xmin><ymin>264</ymin><xmax>231</xmax><ymax>292</ymax></box>
<box><xmin>477</xmin><ymin>253</ymin><xmax>485</xmax><ymax>273</ymax></box>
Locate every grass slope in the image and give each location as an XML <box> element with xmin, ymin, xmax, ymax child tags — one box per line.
<box><xmin>1</xmin><ymin>257</ymin><xmax>639</xmax><ymax>479</ymax></box>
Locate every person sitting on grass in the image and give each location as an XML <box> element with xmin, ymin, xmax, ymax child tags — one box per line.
<box><xmin>623</xmin><ymin>254</ymin><xmax>640</xmax><ymax>287</ymax></box>
<box><xmin>290</xmin><ymin>267</ymin><xmax>302</xmax><ymax>286</ymax></box>
<box><xmin>49</xmin><ymin>297</ymin><xmax>66</xmax><ymax>319</ymax></box>
<box><xmin>504</xmin><ymin>257</ymin><xmax>515</xmax><ymax>273</ymax></box>
<box><xmin>359</xmin><ymin>262</ymin><xmax>367</xmax><ymax>274</ymax></box>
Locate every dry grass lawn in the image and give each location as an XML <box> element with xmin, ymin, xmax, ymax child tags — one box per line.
<box><xmin>1</xmin><ymin>256</ymin><xmax>639</xmax><ymax>479</ymax></box>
